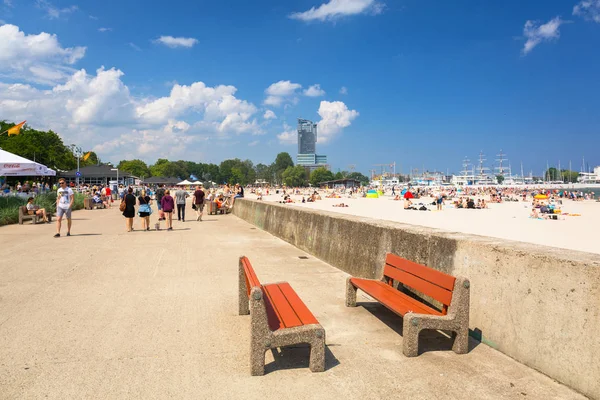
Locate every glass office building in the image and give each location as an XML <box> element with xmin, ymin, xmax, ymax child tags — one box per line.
<box><xmin>297</xmin><ymin>118</ymin><xmax>328</xmax><ymax>169</ymax></box>
<box><xmin>298</xmin><ymin>119</ymin><xmax>317</xmax><ymax>155</ymax></box>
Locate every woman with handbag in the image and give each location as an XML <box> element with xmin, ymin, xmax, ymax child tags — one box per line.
<box><xmin>122</xmin><ymin>187</ymin><xmax>136</xmax><ymax>232</ymax></box>
<box><xmin>138</xmin><ymin>189</ymin><xmax>153</xmax><ymax>231</ymax></box>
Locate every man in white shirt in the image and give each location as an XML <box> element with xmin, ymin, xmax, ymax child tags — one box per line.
<box><xmin>55</xmin><ymin>178</ymin><xmax>74</xmax><ymax>238</ymax></box>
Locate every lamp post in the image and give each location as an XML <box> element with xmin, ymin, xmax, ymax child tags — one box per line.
<box><xmin>70</xmin><ymin>144</ymin><xmax>82</xmax><ymax>188</ymax></box>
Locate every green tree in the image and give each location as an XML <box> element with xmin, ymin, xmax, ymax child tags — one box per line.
<box><xmin>0</xmin><ymin>121</ymin><xmax>77</xmax><ymax>170</ymax></box>
<box><xmin>118</xmin><ymin>159</ymin><xmax>151</xmax><ymax>178</ymax></box>
<box><xmin>347</xmin><ymin>172</ymin><xmax>370</xmax><ymax>186</ymax></box>
<box><xmin>282</xmin><ymin>166</ymin><xmax>308</xmax><ymax>187</ymax></box>
<box><xmin>149</xmin><ymin>159</ymin><xmax>186</xmax><ymax>178</ymax></box>
<box><xmin>334</xmin><ymin>171</ymin><xmax>344</xmax><ymax>180</ymax></box>
<box><xmin>496</xmin><ymin>175</ymin><xmax>505</xmax><ymax>184</ymax></box>
<box><xmin>561</xmin><ymin>169</ymin><xmax>579</xmax><ymax>183</ymax></box>
<box><xmin>274</xmin><ymin>152</ymin><xmax>294</xmax><ymax>183</ymax></box>
<box><xmin>310</xmin><ymin>167</ymin><xmax>334</xmax><ymax>186</ymax></box>
<box><xmin>255</xmin><ymin>163</ymin><xmax>274</xmax><ymax>183</ymax></box>
<box><xmin>545</xmin><ymin>167</ymin><xmax>558</xmax><ymax>181</ymax></box>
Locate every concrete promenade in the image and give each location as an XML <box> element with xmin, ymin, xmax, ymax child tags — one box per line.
<box><xmin>0</xmin><ymin>206</ymin><xmax>586</xmax><ymax>399</ymax></box>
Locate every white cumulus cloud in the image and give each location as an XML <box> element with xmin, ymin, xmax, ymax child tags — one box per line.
<box><xmin>277</xmin><ymin>123</ymin><xmax>297</xmax><ymax>145</ymax></box>
<box><xmin>263</xmin><ymin>110</ymin><xmax>277</xmax><ymax>120</ymax></box>
<box><xmin>316</xmin><ymin>100</ymin><xmax>358</xmax><ymax>143</ymax></box>
<box><xmin>264</xmin><ymin>80</ymin><xmax>302</xmax><ymax>107</ymax></box>
<box><xmin>573</xmin><ymin>0</ymin><xmax>600</xmax><ymax>23</ymax></box>
<box><xmin>0</xmin><ymin>24</ymin><xmax>86</xmax><ymax>84</ymax></box>
<box><xmin>339</xmin><ymin>86</ymin><xmax>348</xmax><ymax>95</ymax></box>
<box><xmin>36</xmin><ymin>0</ymin><xmax>78</xmax><ymax>19</ymax></box>
<box><xmin>304</xmin><ymin>84</ymin><xmax>326</xmax><ymax>97</ymax></box>
<box><xmin>290</xmin><ymin>0</ymin><xmax>384</xmax><ymax>22</ymax></box>
<box><xmin>522</xmin><ymin>17</ymin><xmax>564</xmax><ymax>55</ymax></box>
<box><xmin>153</xmin><ymin>35</ymin><xmax>198</xmax><ymax>48</ymax></box>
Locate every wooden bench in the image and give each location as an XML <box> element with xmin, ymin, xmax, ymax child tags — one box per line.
<box><xmin>84</xmin><ymin>198</ymin><xmax>105</xmax><ymax>210</ymax></box>
<box><xmin>346</xmin><ymin>253</ymin><xmax>470</xmax><ymax>357</ymax></box>
<box><xmin>207</xmin><ymin>199</ymin><xmax>233</xmax><ymax>215</ymax></box>
<box><xmin>18</xmin><ymin>206</ymin><xmax>52</xmax><ymax>224</ymax></box>
<box><xmin>238</xmin><ymin>256</ymin><xmax>325</xmax><ymax>375</ymax></box>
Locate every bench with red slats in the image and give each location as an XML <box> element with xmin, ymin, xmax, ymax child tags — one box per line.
<box><xmin>238</xmin><ymin>256</ymin><xmax>326</xmax><ymax>375</ymax></box>
<box><xmin>346</xmin><ymin>253</ymin><xmax>470</xmax><ymax>357</ymax></box>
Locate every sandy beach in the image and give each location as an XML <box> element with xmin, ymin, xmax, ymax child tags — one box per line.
<box><xmin>249</xmin><ymin>192</ymin><xmax>599</xmax><ymax>255</ymax></box>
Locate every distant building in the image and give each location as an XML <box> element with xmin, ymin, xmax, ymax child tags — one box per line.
<box><xmin>578</xmin><ymin>166</ymin><xmax>600</xmax><ymax>184</ymax></box>
<box><xmin>298</xmin><ymin>118</ymin><xmax>317</xmax><ymax>154</ymax></box>
<box><xmin>296</xmin><ymin>118</ymin><xmax>328</xmax><ymax>170</ymax></box>
<box><xmin>60</xmin><ymin>165</ymin><xmax>134</xmax><ymax>186</ymax></box>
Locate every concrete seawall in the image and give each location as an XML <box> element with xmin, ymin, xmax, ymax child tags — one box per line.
<box><xmin>233</xmin><ymin>199</ymin><xmax>600</xmax><ymax>399</ymax></box>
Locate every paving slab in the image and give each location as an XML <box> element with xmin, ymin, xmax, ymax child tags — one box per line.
<box><xmin>0</xmin><ymin>207</ymin><xmax>587</xmax><ymax>399</ymax></box>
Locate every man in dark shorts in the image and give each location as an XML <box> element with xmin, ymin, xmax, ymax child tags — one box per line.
<box><xmin>155</xmin><ymin>184</ymin><xmax>165</xmax><ymax>221</ymax></box>
<box><xmin>193</xmin><ymin>184</ymin><xmax>205</xmax><ymax>221</ymax></box>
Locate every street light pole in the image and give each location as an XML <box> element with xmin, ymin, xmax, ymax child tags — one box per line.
<box><xmin>71</xmin><ymin>144</ymin><xmax>82</xmax><ymax>188</ymax></box>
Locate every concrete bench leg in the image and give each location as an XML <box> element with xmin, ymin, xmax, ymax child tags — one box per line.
<box><xmin>345</xmin><ymin>277</ymin><xmax>357</xmax><ymax>307</ymax></box>
<box><xmin>452</xmin><ymin>328</ymin><xmax>469</xmax><ymax>354</ymax></box>
<box><xmin>238</xmin><ymin>260</ymin><xmax>250</xmax><ymax>316</ymax></box>
<box><xmin>309</xmin><ymin>329</ymin><xmax>326</xmax><ymax>372</ymax></box>
<box><xmin>402</xmin><ymin>313</ymin><xmax>421</xmax><ymax>357</ymax></box>
<box><xmin>250</xmin><ymin>339</ymin><xmax>266</xmax><ymax>376</ymax></box>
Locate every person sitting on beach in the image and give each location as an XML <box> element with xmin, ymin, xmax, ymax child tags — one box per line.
<box><xmin>466</xmin><ymin>198</ymin><xmax>475</xmax><ymax>209</ymax></box>
<box><xmin>480</xmin><ymin>199</ymin><xmax>488</xmax><ymax>209</ymax></box>
<box><xmin>26</xmin><ymin>197</ymin><xmax>49</xmax><ymax>223</ymax></box>
<box><xmin>403</xmin><ymin>198</ymin><xmax>412</xmax><ymax>209</ymax></box>
<box><xmin>333</xmin><ymin>203</ymin><xmax>349</xmax><ymax>207</ymax></box>
<box><xmin>530</xmin><ymin>208</ymin><xmax>541</xmax><ymax>219</ymax></box>
<box><xmin>393</xmin><ymin>195</ymin><xmax>401</xmax><ymax>201</ymax></box>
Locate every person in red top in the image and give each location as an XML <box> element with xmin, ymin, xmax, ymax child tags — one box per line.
<box><xmin>103</xmin><ymin>185</ymin><xmax>112</xmax><ymax>208</ymax></box>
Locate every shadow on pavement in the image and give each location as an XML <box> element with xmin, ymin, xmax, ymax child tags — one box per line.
<box><xmin>359</xmin><ymin>302</ymin><xmax>480</xmax><ymax>355</ymax></box>
<box><xmin>264</xmin><ymin>344</ymin><xmax>340</xmax><ymax>374</ymax></box>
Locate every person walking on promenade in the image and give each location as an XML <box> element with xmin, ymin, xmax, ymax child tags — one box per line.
<box><xmin>175</xmin><ymin>187</ymin><xmax>189</xmax><ymax>222</ymax></box>
<box><xmin>193</xmin><ymin>184</ymin><xmax>205</xmax><ymax>221</ymax></box>
<box><xmin>54</xmin><ymin>178</ymin><xmax>73</xmax><ymax>238</ymax></box>
<box><xmin>138</xmin><ymin>189</ymin><xmax>152</xmax><ymax>231</ymax></box>
<box><xmin>161</xmin><ymin>189</ymin><xmax>175</xmax><ymax>231</ymax></box>
<box><xmin>155</xmin><ymin>184</ymin><xmax>166</xmax><ymax>221</ymax></box>
<box><xmin>103</xmin><ymin>184</ymin><xmax>112</xmax><ymax>208</ymax></box>
<box><xmin>122</xmin><ymin>187</ymin><xmax>136</xmax><ymax>232</ymax></box>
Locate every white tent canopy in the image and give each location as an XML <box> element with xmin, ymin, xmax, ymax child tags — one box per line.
<box><xmin>176</xmin><ymin>179</ymin><xmax>193</xmax><ymax>185</ymax></box>
<box><xmin>192</xmin><ymin>181</ymin><xmax>203</xmax><ymax>185</ymax></box>
<box><xmin>0</xmin><ymin>149</ymin><xmax>56</xmax><ymax>176</ymax></box>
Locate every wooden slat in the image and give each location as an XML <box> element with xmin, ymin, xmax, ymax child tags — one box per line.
<box><xmin>385</xmin><ymin>253</ymin><xmax>456</xmax><ymax>291</ymax></box>
<box><xmin>384</xmin><ymin>267</ymin><xmax>453</xmax><ymax>306</ymax></box>
<box><xmin>276</xmin><ymin>282</ymin><xmax>319</xmax><ymax>326</ymax></box>
<box><xmin>262</xmin><ymin>290</ymin><xmax>283</xmax><ymax>331</ymax></box>
<box><xmin>263</xmin><ymin>284</ymin><xmax>303</xmax><ymax>329</ymax></box>
<box><xmin>350</xmin><ymin>278</ymin><xmax>443</xmax><ymax>317</ymax></box>
<box><xmin>241</xmin><ymin>257</ymin><xmax>261</xmax><ymax>297</ymax></box>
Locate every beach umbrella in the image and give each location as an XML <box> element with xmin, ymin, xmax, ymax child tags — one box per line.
<box><xmin>400</xmin><ymin>188</ymin><xmax>407</xmax><ymax>196</ymax></box>
<box><xmin>534</xmin><ymin>194</ymin><xmax>548</xmax><ymax>200</ymax></box>
<box><xmin>403</xmin><ymin>191</ymin><xmax>414</xmax><ymax>199</ymax></box>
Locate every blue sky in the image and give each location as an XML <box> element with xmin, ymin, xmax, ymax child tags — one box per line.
<box><xmin>1</xmin><ymin>0</ymin><xmax>599</xmax><ymax>176</ymax></box>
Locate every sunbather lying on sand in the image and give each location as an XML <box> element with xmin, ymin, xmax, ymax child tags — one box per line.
<box><xmin>333</xmin><ymin>203</ymin><xmax>348</xmax><ymax>207</ymax></box>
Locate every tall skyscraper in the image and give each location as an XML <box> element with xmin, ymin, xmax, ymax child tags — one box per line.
<box><xmin>297</xmin><ymin>118</ymin><xmax>317</xmax><ymax>154</ymax></box>
<box><xmin>296</xmin><ymin>118</ymin><xmax>328</xmax><ymax>171</ymax></box>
